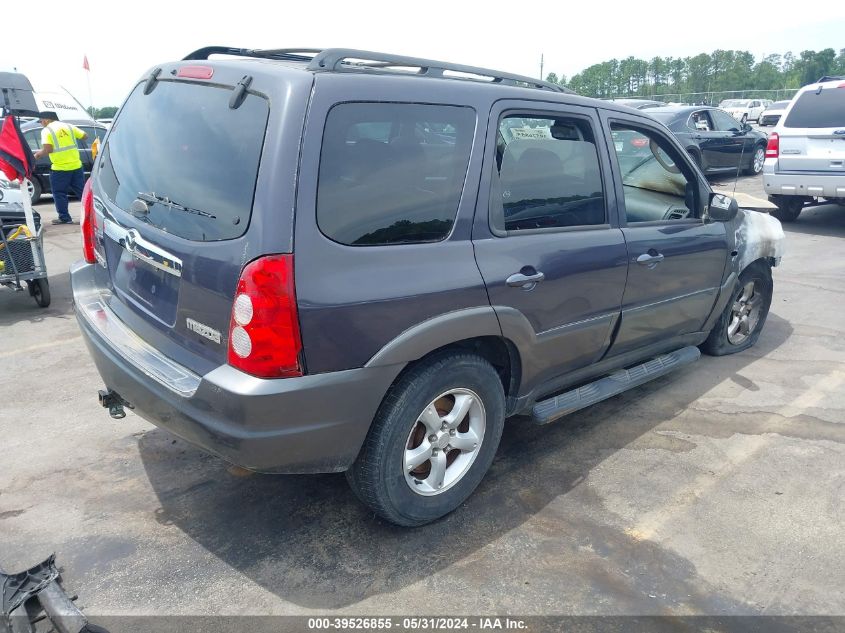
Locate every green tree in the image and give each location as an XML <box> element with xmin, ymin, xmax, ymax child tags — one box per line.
<box><xmin>86</xmin><ymin>106</ymin><xmax>118</xmax><ymax>119</ymax></box>
<box><xmin>836</xmin><ymin>48</ymin><xmax>845</xmax><ymax>74</ymax></box>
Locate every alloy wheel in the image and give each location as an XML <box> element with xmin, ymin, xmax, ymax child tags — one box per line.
<box><xmin>728</xmin><ymin>281</ymin><xmax>762</xmax><ymax>345</ymax></box>
<box><xmin>753</xmin><ymin>147</ymin><xmax>765</xmax><ymax>174</ymax></box>
<box><xmin>403</xmin><ymin>388</ymin><xmax>486</xmax><ymax>496</ymax></box>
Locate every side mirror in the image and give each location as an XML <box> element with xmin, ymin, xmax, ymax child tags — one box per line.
<box><xmin>742</xmin><ymin>123</ymin><xmax>752</xmax><ymax>133</ymax></box>
<box><xmin>708</xmin><ymin>193</ymin><xmax>739</xmax><ymax>222</ymax></box>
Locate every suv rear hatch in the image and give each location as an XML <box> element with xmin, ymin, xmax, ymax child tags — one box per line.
<box><xmin>777</xmin><ymin>83</ymin><xmax>845</xmax><ymax>173</ymax></box>
<box><xmin>88</xmin><ymin>64</ymin><xmax>308</xmax><ymax>376</ymax></box>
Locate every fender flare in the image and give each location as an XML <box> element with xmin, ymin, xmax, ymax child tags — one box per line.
<box><xmin>365</xmin><ymin>306</ymin><xmax>504</xmax><ymax>367</ymax></box>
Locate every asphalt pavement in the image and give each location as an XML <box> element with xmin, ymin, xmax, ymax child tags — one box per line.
<box><xmin>1</xmin><ymin>182</ymin><xmax>843</xmax><ymax>623</ymax></box>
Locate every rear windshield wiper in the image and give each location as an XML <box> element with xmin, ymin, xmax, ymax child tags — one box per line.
<box><xmin>136</xmin><ymin>192</ymin><xmax>217</xmax><ymax>219</ymax></box>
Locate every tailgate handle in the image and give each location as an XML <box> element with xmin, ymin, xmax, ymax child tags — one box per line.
<box><xmin>103</xmin><ymin>219</ymin><xmax>183</xmax><ymax>277</ymax></box>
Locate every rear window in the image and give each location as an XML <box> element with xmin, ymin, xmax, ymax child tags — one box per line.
<box><xmin>784</xmin><ymin>88</ymin><xmax>845</xmax><ymax>128</ymax></box>
<box><xmin>317</xmin><ymin>103</ymin><xmax>475</xmax><ymax>246</ymax></box>
<box><xmin>98</xmin><ymin>80</ymin><xmax>269</xmax><ymax>241</ymax></box>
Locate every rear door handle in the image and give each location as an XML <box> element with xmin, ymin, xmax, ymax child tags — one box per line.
<box><xmin>506</xmin><ymin>271</ymin><xmax>545</xmax><ymax>288</ymax></box>
<box><xmin>637</xmin><ymin>252</ymin><xmax>665</xmax><ymax>266</ymax></box>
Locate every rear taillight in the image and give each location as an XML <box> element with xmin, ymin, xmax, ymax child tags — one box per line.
<box><xmin>81</xmin><ymin>178</ymin><xmax>97</xmax><ymax>264</ymax></box>
<box><xmin>227</xmin><ymin>254</ymin><xmax>302</xmax><ymax>378</ymax></box>
<box><xmin>631</xmin><ymin>137</ymin><xmax>649</xmax><ymax>148</ymax></box>
<box><xmin>765</xmin><ymin>132</ymin><xmax>779</xmax><ymax>159</ymax></box>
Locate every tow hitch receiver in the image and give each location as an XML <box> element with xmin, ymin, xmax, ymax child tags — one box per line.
<box><xmin>97</xmin><ymin>389</ymin><xmax>131</xmax><ymax>420</ymax></box>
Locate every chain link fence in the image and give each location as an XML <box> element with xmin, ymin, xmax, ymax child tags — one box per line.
<box><xmin>635</xmin><ymin>89</ymin><xmax>799</xmax><ymax>106</ymax></box>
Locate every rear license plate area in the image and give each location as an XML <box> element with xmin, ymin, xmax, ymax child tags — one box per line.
<box><xmin>112</xmin><ymin>249</ymin><xmax>180</xmax><ymax>325</ymax></box>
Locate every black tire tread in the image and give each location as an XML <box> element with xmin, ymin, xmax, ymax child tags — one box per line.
<box><xmin>346</xmin><ymin>352</ymin><xmax>504</xmax><ymax>526</ymax></box>
<box><xmin>744</xmin><ymin>143</ymin><xmax>766</xmax><ymax>175</ymax></box>
<box><xmin>30</xmin><ymin>178</ymin><xmax>42</xmax><ymax>204</ymax></box>
<box><xmin>701</xmin><ymin>261</ymin><xmax>772</xmax><ymax>356</ymax></box>
<box><xmin>33</xmin><ymin>278</ymin><xmax>51</xmax><ymax>308</ymax></box>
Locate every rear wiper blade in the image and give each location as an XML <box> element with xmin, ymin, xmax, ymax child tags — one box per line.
<box><xmin>137</xmin><ymin>192</ymin><xmax>217</xmax><ymax>219</ymax></box>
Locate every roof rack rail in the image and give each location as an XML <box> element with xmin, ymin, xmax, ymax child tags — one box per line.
<box><xmin>182</xmin><ymin>46</ymin><xmax>571</xmax><ymax>94</ymax></box>
<box><xmin>183</xmin><ymin>47</ymin><xmax>322</xmax><ymax>63</ymax></box>
<box><xmin>816</xmin><ymin>75</ymin><xmax>845</xmax><ymax>83</ymax></box>
<box><xmin>306</xmin><ymin>48</ymin><xmax>570</xmax><ymax>93</ymax></box>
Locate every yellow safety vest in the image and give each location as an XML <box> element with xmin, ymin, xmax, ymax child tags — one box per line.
<box><xmin>42</xmin><ymin>121</ymin><xmax>83</xmax><ymax>171</ymax></box>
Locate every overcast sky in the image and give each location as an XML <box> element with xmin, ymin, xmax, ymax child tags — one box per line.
<box><xmin>2</xmin><ymin>0</ymin><xmax>844</xmax><ymax>108</ymax></box>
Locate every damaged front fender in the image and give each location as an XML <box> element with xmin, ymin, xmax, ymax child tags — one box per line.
<box><xmin>729</xmin><ymin>208</ymin><xmax>785</xmax><ymax>274</ymax></box>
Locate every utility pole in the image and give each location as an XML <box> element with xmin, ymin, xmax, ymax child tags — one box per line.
<box><xmin>540</xmin><ymin>53</ymin><xmax>544</xmax><ymax>81</ymax></box>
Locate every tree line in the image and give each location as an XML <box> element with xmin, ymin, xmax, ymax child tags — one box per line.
<box><xmin>545</xmin><ymin>48</ymin><xmax>845</xmax><ymax>99</ymax></box>
<box><xmin>86</xmin><ymin>106</ymin><xmax>118</xmax><ymax>119</ymax></box>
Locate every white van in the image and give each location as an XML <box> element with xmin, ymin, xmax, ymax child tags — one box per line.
<box><xmin>763</xmin><ymin>78</ymin><xmax>845</xmax><ymax>222</ymax></box>
<box><xmin>33</xmin><ymin>90</ymin><xmax>94</xmax><ymax>122</ymax></box>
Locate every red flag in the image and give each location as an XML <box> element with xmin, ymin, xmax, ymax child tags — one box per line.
<box><xmin>0</xmin><ymin>116</ymin><xmax>36</xmax><ymax>181</ymax></box>
<box><xmin>83</xmin><ymin>55</ymin><xmax>90</xmax><ymax>71</ymax></box>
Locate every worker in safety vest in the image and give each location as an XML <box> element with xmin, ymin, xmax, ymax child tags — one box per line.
<box><xmin>33</xmin><ymin>111</ymin><xmax>87</xmax><ymax>224</ymax></box>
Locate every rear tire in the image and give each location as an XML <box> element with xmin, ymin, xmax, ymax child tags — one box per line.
<box><xmin>744</xmin><ymin>144</ymin><xmax>766</xmax><ymax>175</ymax></box>
<box><xmin>768</xmin><ymin>195</ymin><xmax>804</xmax><ymax>222</ymax></box>
<box><xmin>701</xmin><ymin>262</ymin><xmax>772</xmax><ymax>356</ymax></box>
<box><xmin>346</xmin><ymin>352</ymin><xmax>505</xmax><ymax>526</ymax></box>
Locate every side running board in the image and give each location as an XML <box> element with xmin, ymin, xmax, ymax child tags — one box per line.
<box><xmin>531</xmin><ymin>346</ymin><xmax>701</xmax><ymax>425</ymax></box>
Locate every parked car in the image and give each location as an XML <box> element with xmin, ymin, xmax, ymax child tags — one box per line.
<box><xmin>758</xmin><ymin>100</ymin><xmax>791</xmax><ymax>127</ymax></box>
<box><xmin>19</xmin><ymin>119</ymin><xmax>108</xmax><ymax>203</ymax></box>
<box><xmin>763</xmin><ymin>77</ymin><xmax>845</xmax><ymax>222</ymax></box>
<box><xmin>608</xmin><ymin>98</ymin><xmax>664</xmax><ymax>110</ymax></box>
<box><xmin>0</xmin><ymin>173</ymin><xmax>25</xmax><ymax>211</ymax></box>
<box><xmin>72</xmin><ymin>46</ymin><xmax>784</xmax><ymax>526</ymax></box>
<box><xmin>96</xmin><ymin>118</ymin><xmax>113</xmax><ymax>128</ymax></box>
<box><xmin>719</xmin><ymin>99</ymin><xmax>767</xmax><ymax>123</ymax></box>
<box><xmin>647</xmin><ymin>105</ymin><xmax>769</xmax><ymax>176</ymax></box>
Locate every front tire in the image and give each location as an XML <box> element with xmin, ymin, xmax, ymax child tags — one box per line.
<box><xmin>701</xmin><ymin>262</ymin><xmax>772</xmax><ymax>356</ymax></box>
<box><xmin>346</xmin><ymin>352</ymin><xmax>505</xmax><ymax>526</ymax></box>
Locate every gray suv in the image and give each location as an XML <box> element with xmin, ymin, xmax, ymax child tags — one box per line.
<box><xmin>72</xmin><ymin>47</ymin><xmax>784</xmax><ymax>526</ymax></box>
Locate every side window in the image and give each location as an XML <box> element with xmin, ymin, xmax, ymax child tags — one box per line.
<box><xmin>610</xmin><ymin>123</ymin><xmax>700</xmax><ymax>223</ymax></box>
<box><xmin>689</xmin><ymin>111</ymin><xmax>713</xmax><ymax>131</ymax></box>
<box><xmin>491</xmin><ymin>114</ymin><xmax>606</xmax><ymax>233</ymax></box>
<box><xmin>79</xmin><ymin>127</ymin><xmax>96</xmax><ymax>147</ymax></box>
<box><xmin>82</xmin><ymin>126</ymin><xmax>107</xmax><ymax>142</ymax></box>
<box><xmin>24</xmin><ymin>130</ymin><xmax>41</xmax><ymax>150</ymax></box>
<box><xmin>711</xmin><ymin>109</ymin><xmax>741</xmax><ymax>132</ymax></box>
<box><xmin>317</xmin><ymin>103</ymin><xmax>475</xmax><ymax>246</ymax></box>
